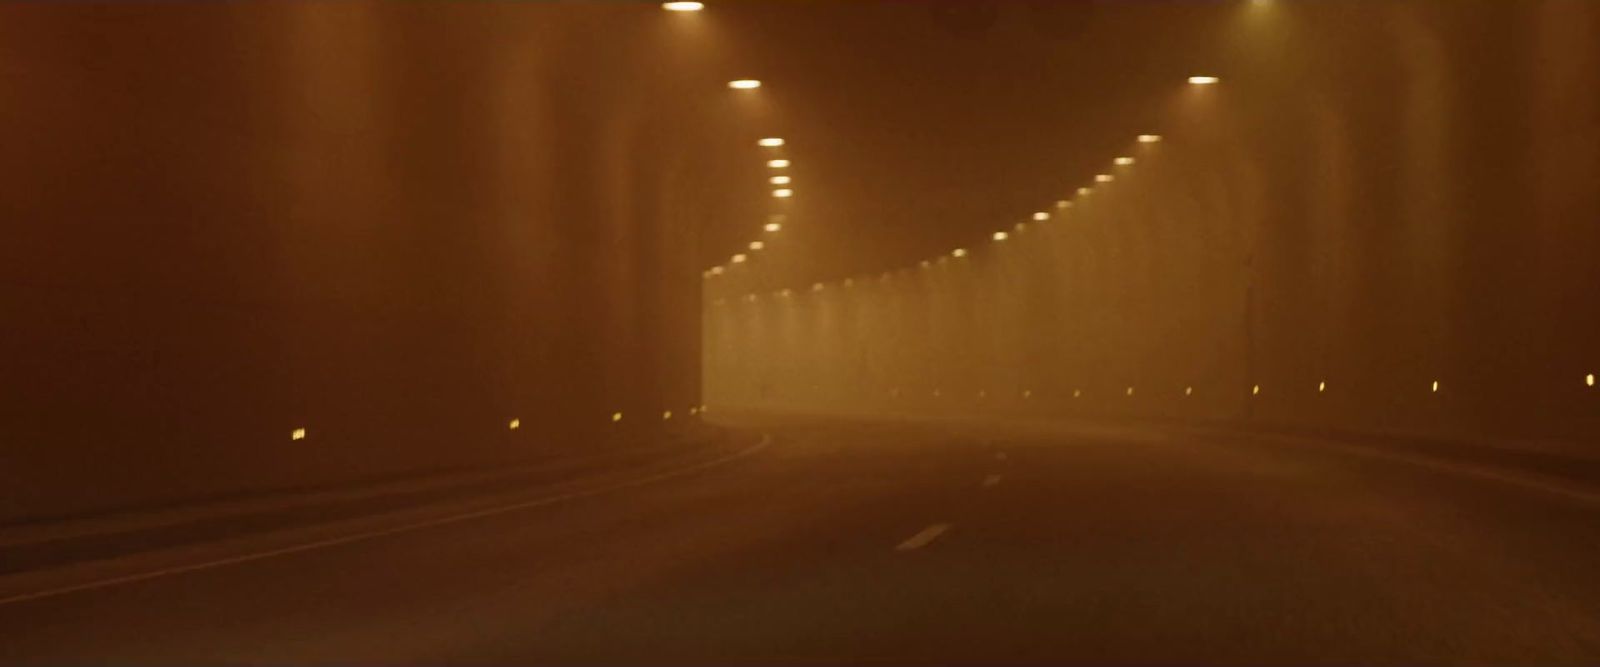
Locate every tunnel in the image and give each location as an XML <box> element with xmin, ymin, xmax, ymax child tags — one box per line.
<box><xmin>705</xmin><ymin>1</ymin><xmax>1600</xmax><ymax>446</ymax></box>
<box><xmin>1</xmin><ymin>1</ymin><xmax>1598</xmax><ymax>663</ymax></box>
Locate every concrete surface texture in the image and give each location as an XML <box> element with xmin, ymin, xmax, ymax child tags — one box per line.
<box><xmin>0</xmin><ymin>4</ymin><xmax>712</xmax><ymax>522</ymax></box>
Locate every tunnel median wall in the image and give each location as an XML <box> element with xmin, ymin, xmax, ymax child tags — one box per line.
<box><xmin>0</xmin><ymin>4</ymin><xmax>710</xmax><ymax>524</ymax></box>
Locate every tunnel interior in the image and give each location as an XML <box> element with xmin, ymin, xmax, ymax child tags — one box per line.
<box><xmin>0</xmin><ymin>1</ymin><xmax>1596</xmax><ymax>522</ymax></box>
<box><xmin>705</xmin><ymin>1</ymin><xmax>1600</xmax><ymax>449</ymax></box>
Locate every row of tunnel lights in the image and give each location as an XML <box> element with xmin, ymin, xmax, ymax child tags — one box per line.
<box><xmin>704</xmin><ymin>76</ymin><xmax>1224</xmax><ymax>291</ymax></box>
<box><xmin>885</xmin><ymin>375</ymin><xmax>1599</xmax><ymax>402</ymax></box>
<box><xmin>695</xmin><ymin>70</ymin><xmax>1600</xmax><ymax>397</ymax></box>
<box><xmin>289</xmin><ymin>405</ymin><xmax>715</xmax><ymax>441</ymax></box>
<box><xmin>705</xmin><ymin>132</ymin><xmax>1169</xmax><ymax>305</ymax></box>
<box><xmin>707</xmin><ymin>74</ymin><xmax>1228</xmax><ymax>299</ymax></box>
<box><xmin>691</xmin><ymin>18</ymin><xmax>1220</xmax><ymax>281</ymax></box>
<box><xmin>705</xmin><ymin>117</ymin><xmax>792</xmax><ymax>277</ymax></box>
<box><xmin>662</xmin><ymin>2</ymin><xmax>794</xmax><ymax>278</ymax></box>
<box><xmin>683</xmin><ymin>1</ymin><xmax>1231</xmax><ymax>280</ymax></box>
<box><xmin>682</xmin><ymin>5</ymin><xmax>1597</xmax><ymax>411</ymax></box>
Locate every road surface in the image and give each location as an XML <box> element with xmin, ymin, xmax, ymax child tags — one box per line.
<box><xmin>3</xmin><ymin>414</ymin><xmax>1599</xmax><ymax>663</ymax></box>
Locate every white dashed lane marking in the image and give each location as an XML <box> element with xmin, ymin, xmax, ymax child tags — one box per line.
<box><xmin>895</xmin><ymin>523</ymin><xmax>952</xmax><ymax>551</ymax></box>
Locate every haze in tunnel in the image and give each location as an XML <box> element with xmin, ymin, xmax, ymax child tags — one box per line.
<box><xmin>706</xmin><ymin>0</ymin><xmax>1600</xmax><ymax>446</ymax></box>
<box><xmin>1</xmin><ymin>1</ymin><xmax>1599</xmax><ymax>664</ymax></box>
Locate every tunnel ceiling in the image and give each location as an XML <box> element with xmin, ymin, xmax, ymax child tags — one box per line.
<box><xmin>688</xmin><ymin>1</ymin><xmax>1234</xmax><ymax>288</ymax></box>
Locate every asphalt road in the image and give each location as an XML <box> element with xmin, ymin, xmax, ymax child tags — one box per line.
<box><xmin>3</xmin><ymin>414</ymin><xmax>1600</xmax><ymax>664</ymax></box>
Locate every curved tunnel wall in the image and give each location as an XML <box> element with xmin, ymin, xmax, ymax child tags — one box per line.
<box><xmin>0</xmin><ymin>4</ymin><xmax>714</xmax><ymax>522</ymax></box>
<box><xmin>706</xmin><ymin>2</ymin><xmax>1600</xmax><ymax>448</ymax></box>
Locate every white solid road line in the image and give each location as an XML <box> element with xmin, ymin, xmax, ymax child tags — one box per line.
<box><xmin>895</xmin><ymin>523</ymin><xmax>952</xmax><ymax>551</ymax></box>
<box><xmin>0</xmin><ymin>434</ymin><xmax>774</xmax><ymax>608</ymax></box>
<box><xmin>981</xmin><ymin>473</ymin><xmax>1002</xmax><ymax>488</ymax></box>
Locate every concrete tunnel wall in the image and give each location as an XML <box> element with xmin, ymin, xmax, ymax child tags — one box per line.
<box><xmin>0</xmin><ymin>4</ymin><xmax>716</xmax><ymax>523</ymax></box>
<box><xmin>705</xmin><ymin>2</ymin><xmax>1600</xmax><ymax>448</ymax></box>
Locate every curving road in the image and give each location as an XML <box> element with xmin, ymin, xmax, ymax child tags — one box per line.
<box><xmin>3</xmin><ymin>415</ymin><xmax>1599</xmax><ymax>664</ymax></box>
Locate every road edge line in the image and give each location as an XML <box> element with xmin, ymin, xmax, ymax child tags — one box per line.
<box><xmin>0</xmin><ymin>433</ymin><xmax>773</xmax><ymax>607</ymax></box>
